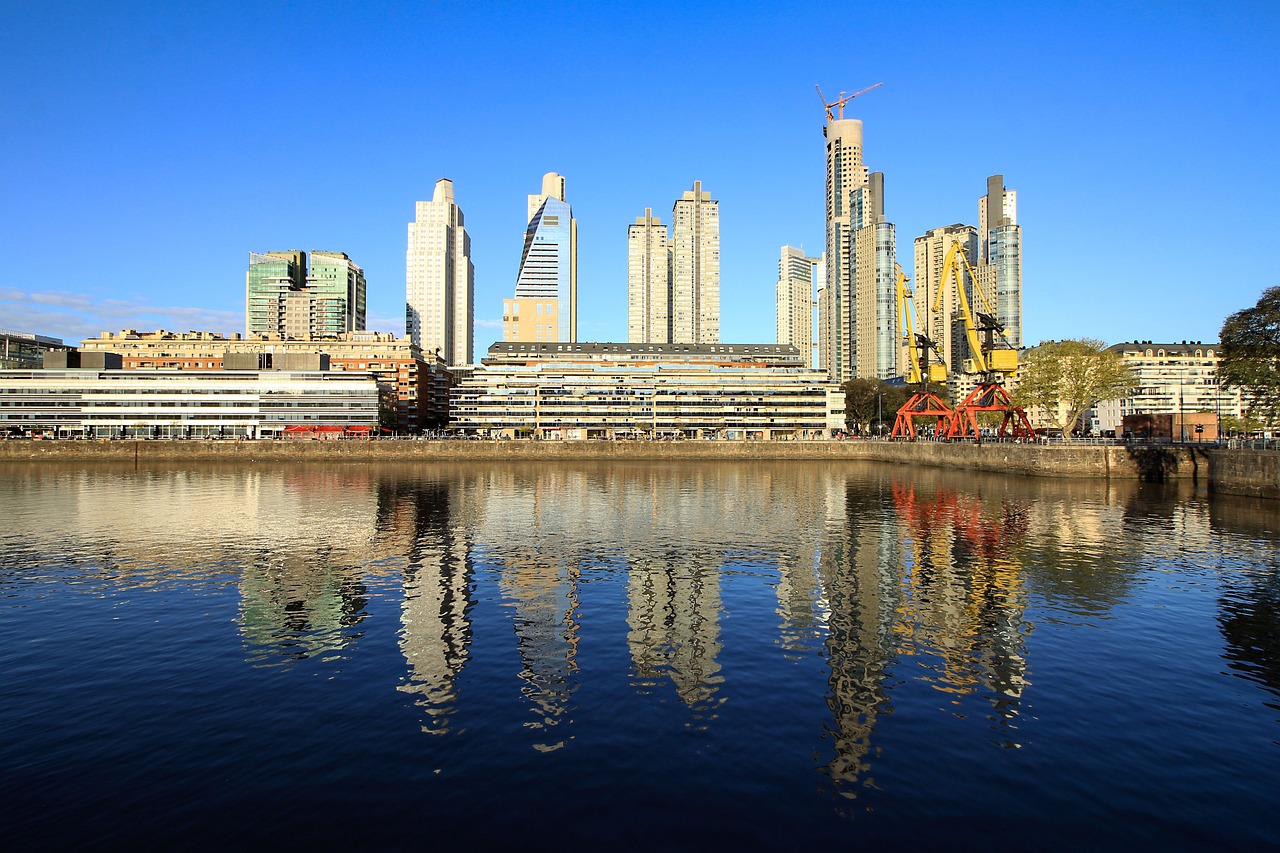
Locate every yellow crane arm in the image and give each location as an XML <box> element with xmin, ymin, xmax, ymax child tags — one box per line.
<box><xmin>896</xmin><ymin>266</ymin><xmax>922</xmax><ymax>384</ymax></box>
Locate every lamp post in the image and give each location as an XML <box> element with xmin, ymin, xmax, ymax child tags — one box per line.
<box><xmin>876</xmin><ymin>391</ymin><xmax>883</xmax><ymax>438</ymax></box>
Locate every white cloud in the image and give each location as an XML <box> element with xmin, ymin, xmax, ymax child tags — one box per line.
<box><xmin>0</xmin><ymin>289</ymin><xmax>241</xmax><ymax>345</ymax></box>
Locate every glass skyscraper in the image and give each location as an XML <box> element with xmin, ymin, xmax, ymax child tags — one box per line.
<box><xmin>504</xmin><ymin>172</ymin><xmax>577</xmax><ymax>343</ymax></box>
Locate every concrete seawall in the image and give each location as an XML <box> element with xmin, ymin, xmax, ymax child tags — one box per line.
<box><xmin>2</xmin><ymin>439</ymin><xmax>1276</xmax><ymax>498</ymax></box>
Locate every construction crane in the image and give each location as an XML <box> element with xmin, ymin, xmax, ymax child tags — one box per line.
<box><xmin>890</xmin><ymin>266</ymin><xmax>954</xmax><ymax>439</ymax></box>
<box><xmin>815</xmin><ymin>82</ymin><xmax>884</xmax><ymax>121</ymax></box>
<box><xmin>930</xmin><ymin>241</ymin><xmax>1033</xmax><ymax>440</ymax></box>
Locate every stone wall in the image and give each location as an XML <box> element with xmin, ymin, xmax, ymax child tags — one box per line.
<box><xmin>1</xmin><ymin>439</ymin><xmax>1275</xmax><ymax>498</ymax></box>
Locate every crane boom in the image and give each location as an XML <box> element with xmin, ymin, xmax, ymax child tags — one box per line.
<box><xmin>815</xmin><ymin>82</ymin><xmax>884</xmax><ymax>120</ymax></box>
<box><xmin>930</xmin><ymin>240</ymin><xmax>1015</xmax><ymax>377</ymax></box>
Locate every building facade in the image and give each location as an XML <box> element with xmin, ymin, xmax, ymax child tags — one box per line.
<box><xmin>850</xmin><ymin>172</ymin><xmax>899</xmax><ymax>380</ymax></box>
<box><xmin>821</xmin><ymin>113</ymin><xmax>868</xmax><ymax>382</ymax></box>
<box><xmin>406</xmin><ymin>178</ymin><xmax>474</xmax><ymax>365</ymax></box>
<box><xmin>1</xmin><ymin>330</ymin><xmax>67</xmax><ymax>369</ymax></box>
<box><xmin>246</xmin><ymin>250</ymin><xmax>366</xmax><ymax>339</ymax></box>
<box><xmin>975</xmin><ymin>175</ymin><xmax>1022</xmax><ymax>350</ymax></box>
<box><xmin>504</xmin><ymin>172</ymin><xmax>577</xmax><ymax>344</ymax></box>
<box><xmin>913</xmin><ymin>224</ymin><xmax>979</xmax><ymax>377</ymax></box>
<box><xmin>451</xmin><ymin>342</ymin><xmax>844</xmax><ymax>440</ymax></box>
<box><xmin>670</xmin><ymin>181</ymin><xmax>720</xmax><ymax>344</ymax></box>
<box><xmin>0</xmin><ymin>367</ymin><xmax>383</xmax><ymax>439</ymax></box>
<box><xmin>77</xmin><ymin>329</ymin><xmax>450</xmax><ymax>432</ymax></box>
<box><xmin>627</xmin><ymin>208</ymin><xmax>670</xmax><ymax>343</ymax></box>
<box><xmin>307</xmin><ymin>251</ymin><xmax>367</xmax><ymax>336</ymax></box>
<box><xmin>776</xmin><ymin>247</ymin><xmax>820</xmax><ymax>368</ymax></box>
<box><xmin>1093</xmin><ymin>341</ymin><xmax>1244</xmax><ymax>435</ymax></box>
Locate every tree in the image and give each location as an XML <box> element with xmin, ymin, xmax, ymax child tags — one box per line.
<box><xmin>1220</xmin><ymin>286</ymin><xmax>1280</xmax><ymax>425</ymax></box>
<box><xmin>842</xmin><ymin>379</ymin><xmax>911</xmax><ymax>435</ymax></box>
<box><xmin>1012</xmin><ymin>339</ymin><xmax>1133</xmax><ymax>440</ymax></box>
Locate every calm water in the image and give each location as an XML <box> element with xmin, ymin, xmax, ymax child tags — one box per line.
<box><xmin>2</xmin><ymin>461</ymin><xmax>1278</xmax><ymax>848</ymax></box>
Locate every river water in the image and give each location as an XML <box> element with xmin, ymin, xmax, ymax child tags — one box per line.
<box><xmin>1</xmin><ymin>461</ymin><xmax>1278</xmax><ymax>848</ymax></box>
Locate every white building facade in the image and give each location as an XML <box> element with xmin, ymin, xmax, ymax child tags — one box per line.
<box><xmin>776</xmin><ymin>246</ymin><xmax>820</xmax><ymax>368</ymax></box>
<box><xmin>450</xmin><ymin>342</ymin><xmax>844</xmax><ymax>440</ymax></box>
<box><xmin>670</xmin><ymin>182</ymin><xmax>720</xmax><ymax>344</ymax></box>
<box><xmin>627</xmin><ymin>208</ymin><xmax>670</xmax><ymax>343</ymax></box>
<box><xmin>407</xmin><ymin>178</ymin><xmax>474</xmax><ymax>365</ymax></box>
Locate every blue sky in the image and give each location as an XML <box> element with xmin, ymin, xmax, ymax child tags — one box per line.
<box><xmin>3</xmin><ymin>1</ymin><xmax>1277</xmax><ymax>350</ymax></box>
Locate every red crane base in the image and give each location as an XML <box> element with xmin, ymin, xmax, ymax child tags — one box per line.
<box><xmin>890</xmin><ymin>391</ymin><xmax>954</xmax><ymax>438</ymax></box>
<box><xmin>944</xmin><ymin>383</ymin><xmax>1035</xmax><ymax>439</ymax></box>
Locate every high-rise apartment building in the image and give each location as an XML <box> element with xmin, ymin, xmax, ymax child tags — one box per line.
<box><xmin>504</xmin><ymin>172</ymin><xmax>577</xmax><ymax>344</ymax></box>
<box><xmin>850</xmin><ymin>172</ymin><xmax>899</xmax><ymax>379</ymax></box>
<box><xmin>406</xmin><ymin>178</ymin><xmax>474</xmax><ymax>365</ymax></box>
<box><xmin>670</xmin><ymin>181</ymin><xmax>719</xmax><ymax>344</ymax></box>
<box><xmin>308</xmin><ymin>251</ymin><xmax>367</xmax><ymax>336</ymax></box>
<box><xmin>627</xmin><ymin>208</ymin><xmax>670</xmax><ymax>343</ymax></box>
<box><xmin>246</xmin><ymin>250</ymin><xmax>365</xmax><ymax>339</ymax></box>
<box><xmin>975</xmin><ymin>175</ymin><xmax>1022</xmax><ymax>350</ymax></box>
<box><xmin>913</xmin><ymin>224</ymin><xmax>979</xmax><ymax>375</ymax></box>
<box><xmin>821</xmin><ymin>112</ymin><xmax>868</xmax><ymax>381</ymax></box>
<box><xmin>777</xmin><ymin>246</ymin><xmax>820</xmax><ymax>367</ymax></box>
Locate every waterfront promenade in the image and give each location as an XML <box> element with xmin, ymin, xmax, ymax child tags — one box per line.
<box><xmin>3</xmin><ymin>437</ymin><xmax>1277</xmax><ymax>498</ymax></box>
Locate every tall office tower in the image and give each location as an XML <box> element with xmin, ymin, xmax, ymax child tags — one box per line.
<box><xmin>246</xmin><ymin>250</ymin><xmax>366</xmax><ymax>339</ymax></box>
<box><xmin>850</xmin><ymin>172</ymin><xmax>899</xmax><ymax>380</ymax></box>
<box><xmin>822</xmin><ymin>112</ymin><xmax>868</xmax><ymax>381</ymax></box>
<box><xmin>975</xmin><ymin>175</ymin><xmax>1022</xmax><ymax>349</ymax></box>
<box><xmin>307</xmin><ymin>251</ymin><xmax>366</xmax><ymax>336</ymax></box>
<box><xmin>627</xmin><ymin>208</ymin><xmax>670</xmax><ymax>343</ymax></box>
<box><xmin>406</xmin><ymin>178</ymin><xmax>474</xmax><ymax>365</ymax></box>
<box><xmin>503</xmin><ymin>172</ymin><xmax>577</xmax><ymax>343</ymax></box>
<box><xmin>670</xmin><ymin>181</ymin><xmax>720</xmax><ymax>344</ymax></box>
<box><xmin>777</xmin><ymin>246</ymin><xmax>820</xmax><ymax>365</ymax></box>
<box><xmin>913</xmin><ymin>224</ymin><xmax>979</xmax><ymax>375</ymax></box>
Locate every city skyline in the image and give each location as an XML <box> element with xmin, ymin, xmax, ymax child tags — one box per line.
<box><xmin>3</xmin><ymin>3</ymin><xmax>1277</xmax><ymax>350</ymax></box>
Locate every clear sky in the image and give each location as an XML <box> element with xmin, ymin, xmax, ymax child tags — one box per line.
<box><xmin>3</xmin><ymin>1</ymin><xmax>1277</xmax><ymax>350</ymax></box>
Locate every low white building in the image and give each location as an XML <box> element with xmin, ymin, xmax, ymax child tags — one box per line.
<box><xmin>1092</xmin><ymin>341</ymin><xmax>1243</xmax><ymax>435</ymax></box>
<box><xmin>0</xmin><ymin>366</ymin><xmax>384</xmax><ymax>439</ymax></box>
<box><xmin>451</xmin><ymin>342</ymin><xmax>845</xmax><ymax>439</ymax></box>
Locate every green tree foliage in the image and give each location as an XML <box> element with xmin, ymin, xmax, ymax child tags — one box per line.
<box><xmin>842</xmin><ymin>379</ymin><xmax>912</xmax><ymax>435</ymax></box>
<box><xmin>1013</xmin><ymin>339</ymin><xmax>1134</xmax><ymax>440</ymax></box>
<box><xmin>1219</xmin><ymin>286</ymin><xmax>1280</xmax><ymax>425</ymax></box>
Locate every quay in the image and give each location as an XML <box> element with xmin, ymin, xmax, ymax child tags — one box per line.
<box><xmin>2</xmin><ymin>438</ymin><xmax>1278</xmax><ymax>499</ymax></box>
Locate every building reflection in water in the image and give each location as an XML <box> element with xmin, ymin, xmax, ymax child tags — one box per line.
<box><xmin>378</xmin><ymin>476</ymin><xmax>475</xmax><ymax>736</ymax></box>
<box><xmin>224</xmin><ymin>469</ymin><xmax>380</xmax><ymax>664</ymax></box>
<box><xmin>478</xmin><ymin>468</ymin><xmax>584</xmax><ymax>752</ymax></box>
<box><xmin>239</xmin><ymin>553</ymin><xmax>369</xmax><ymax>663</ymax></box>
<box><xmin>891</xmin><ymin>480</ymin><xmax>1030</xmax><ymax>741</ymax></box>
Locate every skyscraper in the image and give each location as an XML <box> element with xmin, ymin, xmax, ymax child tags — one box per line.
<box><xmin>504</xmin><ymin>172</ymin><xmax>577</xmax><ymax>343</ymax></box>
<box><xmin>777</xmin><ymin>246</ymin><xmax>820</xmax><ymax>367</ymax></box>
<box><xmin>406</xmin><ymin>178</ymin><xmax>474</xmax><ymax>365</ymax></box>
<box><xmin>246</xmin><ymin>250</ymin><xmax>365</xmax><ymax>339</ymax></box>
<box><xmin>821</xmin><ymin>111</ymin><xmax>868</xmax><ymax>381</ymax></box>
<box><xmin>850</xmin><ymin>172</ymin><xmax>899</xmax><ymax>380</ymax></box>
<box><xmin>975</xmin><ymin>175</ymin><xmax>1022</xmax><ymax>350</ymax></box>
<box><xmin>670</xmin><ymin>181</ymin><xmax>719</xmax><ymax>344</ymax></box>
<box><xmin>627</xmin><ymin>208</ymin><xmax>670</xmax><ymax>343</ymax></box>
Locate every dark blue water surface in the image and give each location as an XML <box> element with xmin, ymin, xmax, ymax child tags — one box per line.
<box><xmin>2</xmin><ymin>461</ymin><xmax>1278</xmax><ymax>849</ymax></box>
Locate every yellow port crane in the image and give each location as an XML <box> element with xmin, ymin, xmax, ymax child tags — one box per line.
<box><xmin>897</xmin><ymin>266</ymin><xmax>948</xmax><ymax>386</ymax></box>
<box><xmin>890</xmin><ymin>266</ymin><xmax>954</xmax><ymax>439</ymax></box>
<box><xmin>930</xmin><ymin>240</ymin><xmax>1018</xmax><ymax>378</ymax></box>
<box><xmin>930</xmin><ymin>241</ymin><xmax>1033</xmax><ymax>439</ymax></box>
<box><xmin>815</xmin><ymin>82</ymin><xmax>884</xmax><ymax>121</ymax></box>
